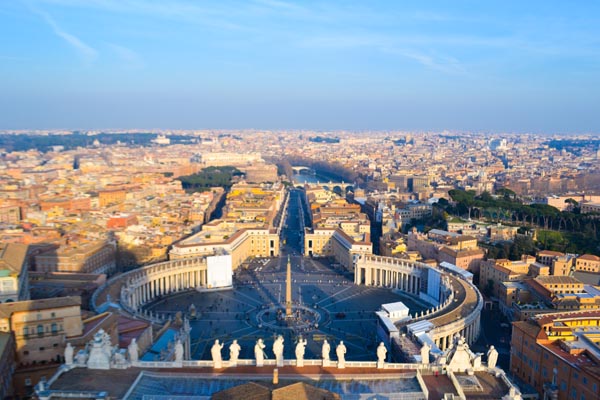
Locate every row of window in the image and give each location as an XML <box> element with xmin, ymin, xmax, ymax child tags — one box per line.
<box><xmin>23</xmin><ymin>323</ymin><xmax>61</xmax><ymax>337</ymax></box>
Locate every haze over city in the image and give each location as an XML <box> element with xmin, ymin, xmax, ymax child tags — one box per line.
<box><xmin>2</xmin><ymin>2</ymin><xmax>600</xmax><ymax>400</ymax></box>
<box><xmin>1</xmin><ymin>0</ymin><xmax>600</xmax><ymax>132</ymax></box>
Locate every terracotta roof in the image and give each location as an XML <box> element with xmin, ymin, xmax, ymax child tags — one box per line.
<box><xmin>0</xmin><ymin>243</ymin><xmax>28</xmax><ymax>275</ymax></box>
<box><xmin>578</xmin><ymin>254</ymin><xmax>600</xmax><ymax>261</ymax></box>
<box><xmin>272</xmin><ymin>382</ymin><xmax>341</xmax><ymax>400</ymax></box>
<box><xmin>212</xmin><ymin>382</ymin><xmax>270</xmax><ymax>400</ymax></box>
<box><xmin>535</xmin><ymin>276</ymin><xmax>582</xmax><ymax>285</ymax></box>
<box><xmin>0</xmin><ymin>296</ymin><xmax>81</xmax><ymax>319</ymax></box>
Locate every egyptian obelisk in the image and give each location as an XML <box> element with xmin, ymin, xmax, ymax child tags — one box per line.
<box><xmin>285</xmin><ymin>255</ymin><xmax>292</xmax><ymax>317</ymax></box>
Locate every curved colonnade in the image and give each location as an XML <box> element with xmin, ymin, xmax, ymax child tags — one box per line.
<box><xmin>92</xmin><ymin>257</ymin><xmax>208</xmax><ymax>322</ymax></box>
<box><xmin>93</xmin><ymin>254</ymin><xmax>482</xmax><ymax>352</ymax></box>
<box><xmin>356</xmin><ymin>255</ymin><xmax>483</xmax><ymax>351</ymax></box>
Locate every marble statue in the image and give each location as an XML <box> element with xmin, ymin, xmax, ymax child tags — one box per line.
<box><xmin>420</xmin><ymin>342</ymin><xmax>430</xmax><ymax>365</ymax></box>
<box><xmin>255</xmin><ymin>338</ymin><xmax>266</xmax><ymax>367</ymax></box>
<box><xmin>229</xmin><ymin>340</ymin><xmax>241</xmax><ymax>366</ymax></box>
<box><xmin>487</xmin><ymin>345</ymin><xmax>498</xmax><ymax>369</ymax></box>
<box><xmin>175</xmin><ymin>339</ymin><xmax>184</xmax><ymax>363</ymax></box>
<box><xmin>211</xmin><ymin>339</ymin><xmax>224</xmax><ymax>368</ymax></box>
<box><xmin>128</xmin><ymin>338</ymin><xmax>139</xmax><ymax>363</ymax></box>
<box><xmin>336</xmin><ymin>341</ymin><xmax>347</xmax><ymax>369</ymax></box>
<box><xmin>295</xmin><ymin>337</ymin><xmax>307</xmax><ymax>367</ymax></box>
<box><xmin>75</xmin><ymin>350</ymin><xmax>87</xmax><ymax>365</ymax></box>
<box><xmin>87</xmin><ymin>330</ymin><xmax>111</xmax><ymax>370</ymax></box>
<box><xmin>473</xmin><ymin>353</ymin><xmax>482</xmax><ymax>369</ymax></box>
<box><xmin>273</xmin><ymin>335</ymin><xmax>284</xmax><ymax>367</ymax></box>
<box><xmin>377</xmin><ymin>342</ymin><xmax>387</xmax><ymax>368</ymax></box>
<box><xmin>64</xmin><ymin>343</ymin><xmax>74</xmax><ymax>366</ymax></box>
<box><xmin>322</xmin><ymin>339</ymin><xmax>331</xmax><ymax>367</ymax></box>
<box><xmin>100</xmin><ymin>330</ymin><xmax>113</xmax><ymax>360</ymax></box>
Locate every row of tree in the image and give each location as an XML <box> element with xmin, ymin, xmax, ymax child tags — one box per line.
<box><xmin>443</xmin><ymin>189</ymin><xmax>600</xmax><ymax>255</ymax></box>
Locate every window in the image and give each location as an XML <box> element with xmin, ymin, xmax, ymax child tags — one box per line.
<box><xmin>23</xmin><ymin>326</ymin><xmax>29</xmax><ymax>336</ymax></box>
<box><xmin>37</xmin><ymin>325</ymin><xmax>44</xmax><ymax>337</ymax></box>
<box><xmin>51</xmin><ymin>323</ymin><xmax>58</xmax><ymax>335</ymax></box>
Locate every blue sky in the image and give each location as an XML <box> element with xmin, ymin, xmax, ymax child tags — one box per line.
<box><xmin>1</xmin><ymin>0</ymin><xmax>599</xmax><ymax>133</ymax></box>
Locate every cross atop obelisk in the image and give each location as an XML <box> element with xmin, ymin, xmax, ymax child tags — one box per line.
<box><xmin>285</xmin><ymin>255</ymin><xmax>292</xmax><ymax>317</ymax></box>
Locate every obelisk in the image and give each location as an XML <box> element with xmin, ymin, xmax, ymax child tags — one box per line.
<box><xmin>285</xmin><ymin>255</ymin><xmax>292</xmax><ymax>317</ymax></box>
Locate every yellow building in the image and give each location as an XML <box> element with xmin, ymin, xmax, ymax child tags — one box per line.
<box><xmin>575</xmin><ymin>254</ymin><xmax>600</xmax><ymax>273</ymax></box>
<box><xmin>511</xmin><ymin>311</ymin><xmax>600</xmax><ymax>400</ymax></box>
<box><xmin>0</xmin><ymin>296</ymin><xmax>82</xmax><ymax>365</ymax></box>
<box><xmin>169</xmin><ymin>221</ymin><xmax>280</xmax><ymax>270</ymax></box>
<box><xmin>479</xmin><ymin>257</ymin><xmax>533</xmax><ymax>299</ymax></box>
<box><xmin>34</xmin><ymin>240</ymin><xmax>116</xmax><ymax>275</ymax></box>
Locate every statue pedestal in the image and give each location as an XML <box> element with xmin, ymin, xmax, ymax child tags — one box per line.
<box><xmin>337</xmin><ymin>361</ymin><xmax>345</xmax><ymax>369</ymax></box>
<box><xmin>323</xmin><ymin>359</ymin><xmax>330</xmax><ymax>367</ymax></box>
<box><xmin>377</xmin><ymin>361</ymin><xmax>385</xmax><ymax>369</ymax></box>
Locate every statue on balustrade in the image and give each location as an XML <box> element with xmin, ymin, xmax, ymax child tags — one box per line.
<box><xmin>175</xmin><ymin>339</ymin><xmax>184</xmax><ymax>363</ymax></box>
<box><xmin>229</xmin><ymin>340</ymin><xmax>241</xmax><ymax>366</ymax></box>
<box><xmin>255</xmin><ymin>338</ymin><xmax>266</xmax><ymax>367</ymax></box>
<box><xmin>273</xmin><ymin>335</ymin><xmax>284</xmax><ymax>367</ymax></box>
<box><xmin>336</xmin><ymin>341</ymin><xmax>347</xmax><ymax>369</ymax></box>
<box><xmin>322</xmin><ymin>339</ymin><xmax>331</xmax><ymax>367</ymax></box>
<box><xmin>211</xmin><ymin>339</ymin><xmax>224</xmax><ymax>368</ymax></box>
<box><xmin>64</xmin><ymin>343</ymin><xmax>74</xmax><ymax>366</ymax></box>
<box><xmin>487</xmin><ymin>345</ymin><xmax>498</xmax><ymax>369</ymax></box>
<box><xmin>295</xmin><ymin>337</ymin><xmax>307</xmax><ymax>367</ymax></box>
<box><xmin>377</xmin><ymin>342</ymin><xmax>387</xmax><ymax>368</ymax></box>
<box><xmin>128</xmin><ymin>338</ymin><xmax>139</xmax><ymax>363</ymax></box>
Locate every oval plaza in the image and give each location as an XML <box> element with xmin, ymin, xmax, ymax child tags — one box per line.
<box><xmin>54</xmin><ymin>184</ymin><xmax>522</xmax><ymax>400</ymax></box>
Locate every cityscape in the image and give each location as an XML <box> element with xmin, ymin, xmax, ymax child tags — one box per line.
<box><xmin>1</xmin><ymin>1</ymin><xmax>600</xmax><ymax>400</ymax></box>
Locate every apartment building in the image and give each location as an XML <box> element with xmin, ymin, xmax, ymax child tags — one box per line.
<box><xmin>0</xmin><ymin>296</ymin><xmax>82</xmax><ymax>365</ymax></box>
<box><xmin>510</xmin><ymin>311</ymin><xmax>600</xmax><ymax>400</ymax></box>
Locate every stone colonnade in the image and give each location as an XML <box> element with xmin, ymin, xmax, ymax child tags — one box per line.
<box><xmin>355</xmin><ymin>255</ymin><xmax>426</xmax><ymax>296</ymax></box>
<box><xmin>429</xmin><ymin>279</ymin><xmax>483</xmax><ymax>351</ymax></box>
<box><xmin>119</xmin><ymin>258</ymin><xmax>208</xmax><ymax>313</ymax></box>
<box><xmin>356</xmin><ymin>255</ymin><xmax>483</xmax><ymax>349</ymax></box>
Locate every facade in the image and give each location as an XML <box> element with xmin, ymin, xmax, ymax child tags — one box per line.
<box><xmin>581</xmin><ymin>202</ymin><xmax>600</xmax><ymax>214</ymax></box>
<box><xmin>479</xmin><ymin>256</ymin><xmax>534</xmax><ymax>299</ymax></box>
<box><xmin>0</xmin><ymin>296</ymin><xmax>82</xmax><ymax>365</ymax></box>
<box><xmin>0</xmin><ymin>204</ymin><xmax>21</xmax><ymax>224</ymax></box>
<box><xmin>34</xmin><ymin>240</ymin><xmax>117</xmax><ymax>275</ymax></box>
<box><xmin>98</xmin><ymin>188</ymin><xmax>128</xmax><ymax>207</ymax></box>
<box><xmin>201</xmin><ymin>152</ymin><xmax>263</xmax><ymax>167</ymax></box>
<box><xmin>0</xmin><ymin>331</ymin><xmax>16</xmax><ymax>399</ymax></box>
<box><xmin>304</xmin><ymin>228</ymin><xmax>372</xmax><ymax>269</ymax></box>
<box><xmin>510</xmin><ymin>311</ymin><xmax>600</xmax><ymax>400</ymax></box>
<box><xmin>438</xmin><ymin>247</ymin><xmax>485</xmax><ymax>273</ymax></box>
<box><xmin>0</xmin><ymin>243</ymin><xmax>30</xmax><ymax>303</ymax></box>
<box><xmin>575</xmin><ymin>254</ymin><xmax>600</xmax><ymax>273</ymax></box>
<box><xmin>170</xmin><ymin>225</ymin><xmax>280</xmax><ymax>269</ymax></box>
<box><xmin>241</xmin><ymin>163</ymin><xmax>278</xmax><ymax>183</ymax></box>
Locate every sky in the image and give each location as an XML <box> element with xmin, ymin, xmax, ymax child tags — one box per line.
<box><xmin>1</xmin><ymin>0</ymin><xmax>599</xmax><ymax>133</ymax></box>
